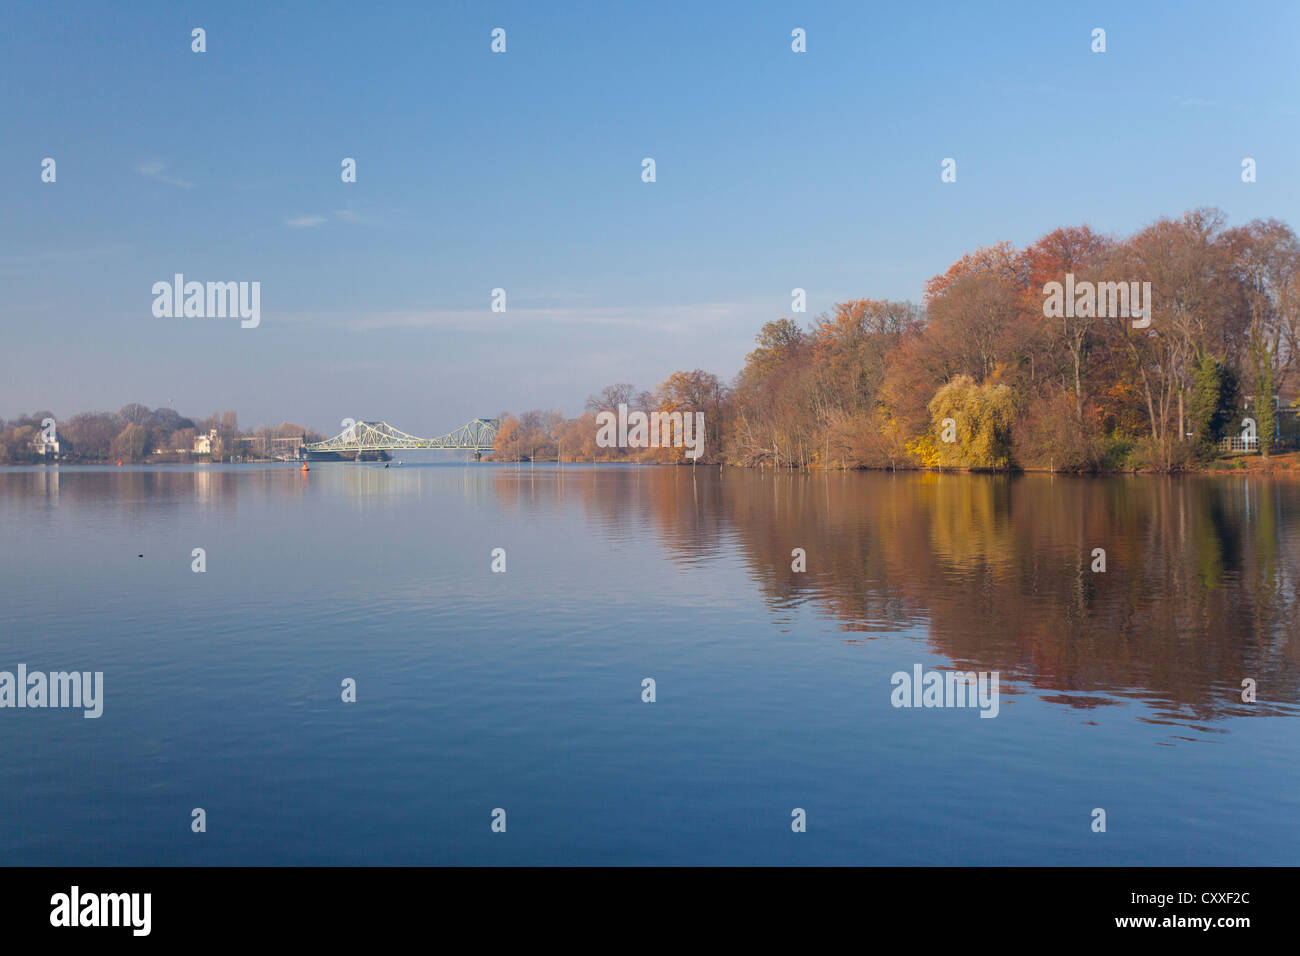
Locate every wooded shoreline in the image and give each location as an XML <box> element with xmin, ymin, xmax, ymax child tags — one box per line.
<box><xmin>494</xmin><ymin>209</ymin><xmax>1300</xmax><ymax>475</ymax></box>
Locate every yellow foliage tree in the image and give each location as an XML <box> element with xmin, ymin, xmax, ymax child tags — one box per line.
<box><xmin>910</xmin><ymin>375</ymin><xmax>1018</xmax><ymax>469</ymax></box>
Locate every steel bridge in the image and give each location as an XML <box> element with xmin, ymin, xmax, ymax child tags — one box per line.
<box><xmin>302</xmin><ymin>419</ymin><xmax>500</xmax><ymax>459</ymax></box>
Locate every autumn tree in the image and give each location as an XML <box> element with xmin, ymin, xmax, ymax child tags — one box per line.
<box><xmin>1124</xmin><ymin>209</ymin><xmax>1245</xmax><ymax>464</ymax></box>
<box><xmin>62</xmin><ymin>412</ymin><xmax>121</xmax><ymax>459</ymax></box>
<box><xmin>909</xmin><ymin>375</ymin><xmax>1017</xmax><ymax>470</ymax></box>
<box><xmin>110</xmin><ymin>423</ymin><xmax>149</xmax><ymax>461</ymax></box>
<box><xmin>649</xmin><ymin>369</ymin><xmax>726</xmax><ymax>463</ymax></box>
<box><xmin>1020</xmin><ymin>225</ymin><xmax>1114</xmax><ymax>421</ymax></box>
<box><xmin>1225</xmin><ymin>218</ymin><xmax>1300</xmax><ymax>458</ymax></box>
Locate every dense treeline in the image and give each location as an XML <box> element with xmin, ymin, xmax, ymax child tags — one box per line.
<box><xmin>494</xmin><ymin>370</ymin><xmax>727</xmax><ymax>464</ymax></box>
<box><xmin>0</xmin><ymin>404</ymin><xmax>322</xmax><ymax>463</ymax></box>
<box><xmin>496</xmin><ymin>209</ymin><xmax>1299</xmax><ymax>472</ymax></box>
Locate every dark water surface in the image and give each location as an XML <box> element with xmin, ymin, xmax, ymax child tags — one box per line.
<box><xmin>1</xmin><ymin>463</ymin><xmax>1297</xmax><ymax>865</ymax></box>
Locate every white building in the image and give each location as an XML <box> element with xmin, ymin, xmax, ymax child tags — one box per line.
<box><xmin>193</xmin><ymin>429</ymin><xmax>218</xmax><ymax>455</ymax></box>
<box><xmin>31</xmin><ymin>435</ymin><xmax>60</xmax><ymax>458</ymax></box>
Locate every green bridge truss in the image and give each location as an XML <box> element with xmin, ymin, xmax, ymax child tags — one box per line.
<box><xmin>303</xmin><ymin>418</ymin><xmax>500</xmax><ymax>453</ymax></box>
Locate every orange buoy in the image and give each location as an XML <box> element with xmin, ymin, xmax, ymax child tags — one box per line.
<box><xmin>300</xmin><ymin>463</ymin><xmax>310</xmax><ymax>472</ymax></box>
<box><xmin>116</xmin><ymin>460</ymin><xmax>123</xmax><ymax>467</ymax></box>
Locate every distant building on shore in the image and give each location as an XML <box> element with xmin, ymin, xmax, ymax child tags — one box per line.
<box><xmin>193</xmin><ymin>429</ymin><xmax>218</xmax><ymax>455</ymax></box>
<box><xmin>31</xmin><ymin>434</ymin><xmax>60</xmax><ymax>459</ymax></box>
<box><xmin>1220</xmin><ymin>396</ymin><xmax>1299</xmax><ymax>453</ymax></box>
<box><xmin>271</xmin><ymin>436</ymin><xmax>305</xmax><ymax>460</ymax></box>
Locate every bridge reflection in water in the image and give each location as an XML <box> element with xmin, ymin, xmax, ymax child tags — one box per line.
<box><xmin>301</xmin><ymin>419</ymin><xmax>500</xmax><ymax>461</ymax></box>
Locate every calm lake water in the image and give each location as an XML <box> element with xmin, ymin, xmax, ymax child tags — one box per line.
<box><xmin>1</xmin><ymin>463</ymin><xmax>1297</xmax><ymax>865</ymax></box>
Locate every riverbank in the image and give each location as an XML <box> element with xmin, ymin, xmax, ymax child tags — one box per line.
<box><xmin>13</xmin><ymin>451</ymin><xmax>1300</xmax><ymax>476</ymax></box>
<box><xmin>1200</xmin><ymin>450</ymin><xmax>1300</xmax><ymax>475</ymax></box>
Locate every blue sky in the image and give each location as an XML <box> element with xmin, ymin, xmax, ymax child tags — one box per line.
<box><xmin>2</xmin><ymin>0</ymin><xmax>1297</xmax><ymax>433</ymax></box>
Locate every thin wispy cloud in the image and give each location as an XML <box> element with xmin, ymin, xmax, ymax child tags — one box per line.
<box><xmin>307</xmin><ymin>359</ymin><xmax>388</xmax><ymax>373</ymax></box>
<box><xmin>343</xmin><ymin>301</ymin><xmax>755</xmax><ymax>333</ymax></box>
<box><xmin>1170</xmin><ymin>96</ymin><xmax>1294</xmax><ymax>118</ymax></box>
<box><xmin>265</xmin><ymin>301</ymin><xmax>757</xmax><ymax>335</ymax></box>
<box><xmin>0</xmin><ymin>301</ymin><xmax>56</xmax><ymax>315</ymax></box>
<box><xmin>1003</xmin><ymin>82</ymin><xmax>1066</xmax><ymax>96</ymax></box>
<box><xmin>135</xmin><ymin>160</ymin><xmax>193</xmax><ymax>188</ymax></box>
<box><xmin>0</xmin><ymin>243</ymin><xmax>131</xmax><ymax>264</ymax></box>
<box><xmin>284</xmin><ymin>207</ymin><xmax>373</xmax><ymax>228</ymax></box>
